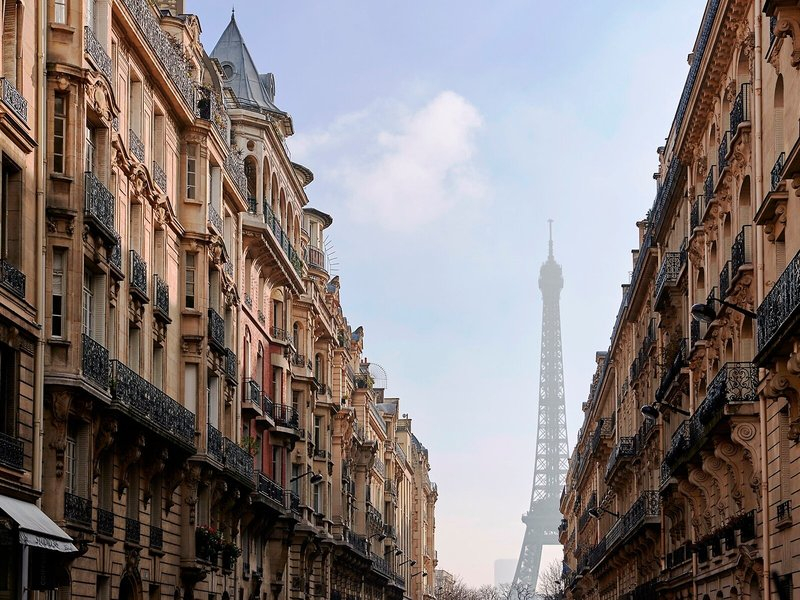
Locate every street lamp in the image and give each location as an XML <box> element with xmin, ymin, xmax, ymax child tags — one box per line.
<box><xmin>368</xmin><ymin>532</ymin><xmax>387</xmax><ymax>541</ymax></box>
<box><xmin>690</xmin><ymin>297</ymin><xmax>756</xmax><ymax>323</ymax></box>
<box><xmin>641</xmin><ymin>402</ymin><xmax>690</xmax><ymax>420</ymax></box>
<box><xmin>410</xmin><ymin>570</ymin><xmax>427</xmax><ymax>578</ymax></box>
<box><xmin>587</xmin><ymin>506</ymin><xmax>619</xmax><ymax>519</ymax></box>
<box><xmin>398</xmin><ymin>559</ymin><xmax>416</xmax><ymax>567</ymax></box>
<box><xmin>290</xmin><ymin>469</ymin><xmax>323</xmax><ymax>485</ymax></box>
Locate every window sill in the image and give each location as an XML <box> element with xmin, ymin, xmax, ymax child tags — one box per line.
<box><xmin>49</xmin><ymin>23</ymin><xmax>76</xmax><ymax>34</ymax></box>
<box><xmin>49</xmin><ymin>173</ymin><xmax>74</xmax><ymax>183</ymax></box>
<box><xmin>48</xmin><ymin>337</ymin><xmax>71</xmax><ymax>347</ymax></box>
<box><xmin>182</xmin><ymin>308</ymin><xmax>202</xmax><ymax>317</ymax></box>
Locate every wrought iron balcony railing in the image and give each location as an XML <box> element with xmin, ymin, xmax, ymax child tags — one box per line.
<box><xmin>82</xmin><ymin>333</ymin><xmax>109</xmax><ymax>389</ymax></box>
<box><xmin>0</xmin><ymin>77</ymin><xmax>26</xmax><ymax>122</ymax></box>
<box><xmin>261</xmin><ymin>394</ymin><xmax>274</xmax><ymax>420</ymax></box>
<box><xmin>719</xmin><ymin>261</ymin><xmax>731</xmax><ymax>299</ymax></box>
<box><xmin>274</xmin><ymin>404</ymin><xmax>300</xmax><ymax>430</ymax></box>
<box><xmin>271</xmin><ymin>325</ymin><xmax>288</xmax><ymax>342</ymax></box>
<box><xmin>247</xmin><ymin>197</ymin><xmax>257</xmax><ymax>214</ymax></box>
<box><xmin>207</xmin><ymin>202</ymin><xmax>223</xmax><ymax>233</ymax></box>
<box><xmin>129</xmin><ymin>250</ymin><xmax>148</xmax><ymax>300</ymax></box>
<box><xmin>771</xmin><ymin>152</ymin><xmax>785</xmax><ymax>192</ymax></box>
<box><xmin>0</xmin><ymin>431</ymin><xmax>23</xmax><ymax>471</ymax></box>
<box><xmin>195</xmin><ymin>86</ymin><xmax>230</xmax><ymax>142</ymax></box>
<box><xmin>84</xmin><ymin>171</ymin><xmax>115</xmax><ymax>239</ymax></box>
<box><xmin>119</xmin><ymin>0</ymin><xmax>195</xmax><ymax>107</ymax></box>
<box><xmin>605</xmin><ymin>437</ymin><xmax>635</xmax><ymax>480</ymax></box>
<box><xmin>257</xmin><ymin>310</ymin><xmax>266</xmax><ymax>325</ymax></box>
<box><xmin>224</xmin><ymin>437</ymin><xmax>254</xmax><ymax>483</ymax></box>
<box><xmin>207</xmin><ymin>423</ymin><xmax>224</xmax><ymax>463</ymax></box>
<box><xmin>655</xmin><ymin>251</ymin><xmax>682</xmax><ymax>302</ymax></box>
<box><xmin>704</xmin><ymin>165</ymin><xmax>715</xmax><ymax>201</ymax></box>
<box><xmin>731</xmin><ymin>225</ymin><xmax>752</xmax><ymax>275</ymax></box>
<box><xmin>778</xmin><ymin>500</ymin><xmax>792</xmax><ymax>527</ymax></box>
<box><xmin>97</xmin><ymin>507</ymin><xmax>114</xmax><ymax>537</ymax></box>
<box><xmin>690</xmin><ymin>195</ymin><xmax>705</xmax><ymax>230</ymax></box>
<box><xmin>152</xmin><ymin>161</ymin><xmax>166</xmax><ymax>191</ymax></box>
<box><xmin>244</xmin><ymin>379</ymin><xmax>261</xmax><ymax>409</ymax></box>
<box><xmin>757</xmin><ymin>247</ymin><xmax>800</xmax><ymax>356</ymax></box>
<box><xmin>257</xmin><ymin>472</ymin><xmax>284</xmax><ymax>505</ymax></box>
<box><xmin>655</xmin><ymin>338</ymin><xmax>687</xmax><ymax>404</ymax></box>
<box><xmin>345</xmin><ymin>530</ymin><xmax>369</xmax><ymax>556</ymax></box>
<box><xmin>153</xmin><ymin>274</ymin><xmax>169</xmax><ymax>320</ymax></box>
<box><xmin>129</xmin><ymin>129</ymin><xmax>144</xmax><ymax>162</ymax></box>
<box><xmin>110</xmin><ymin>231</ymin><xmax>123</xmax><ymax>273</ymax></box>
<box><xmin>125</xmin><ymin>517</ymin><xmax>141</xmax><ymax>545</ymax></box>
<box><xmin>371</xmin><ymin>552</ymin><xmax>391</xmax><ymax>578</ymax></box>
<box><xmin>84</xmin><ymin>26</ymin><xmax>112</xmax><ymax>80</ymax></box>
<box><xmin>0</xmin><ymin>259</ymin><xmax>25</xmax><ymax>299</ymax></box>
<box><xmin>225</xmin><ymin>348</ymin><xmax>237</xmax><ymax>384</ymax></box>
<box><xmin>263</xmin><ymin>203</ymin><xmax>304</xmax><ymax>276</ymax></box>
<box><xmin>730</xmin><ymin>83</ymin><xmax>751</xmax><ymax>136</ymax></box>
<box><xmin>207</xmin><ymin>308</ymin><xmax>225</xmax><ymax>351</ymax></box>
<box><xmin>718</xmin><ymin>131</ymin><xmax>729</xmax><ymax>172</ymax></box>
<box><xmin>223</xmin><ymin>151</ymin><xmax>248</xmax><ymax>199</ymax></box>
<box><xmin>64</xmin><ymin>492</ymin><xmax>92</xmax><ymax>526</ymax></box>
<box><xmin>289</xmin><ymin>491</ymin><xmax>300</xmax><ymax>513</ymax></box>
<box><xmin>110</xmin><ymin>360</ymin><xmax>196</xmax><ymax>447</ymax></box>
<box><xmin>150</xmin><ymin>525</ymin><xmax>163</xmax><ymax>550</ymax></box>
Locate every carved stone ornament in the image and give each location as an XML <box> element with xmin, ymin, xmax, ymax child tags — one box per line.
<box><xmin>93</xmin><ymin>415</ymin><xmax>118</xmax><ymax>480</ymax></box>
<box><xmin>48</xmin><ymin>390</ymin><xmax>72</xmax><ymax>478</ymax></box>
<box><xmin>774</xmin><ymin>9</ymin><xmax>800</xmax><ymax>68</ymax></box>
<box><xmin>118</xmin><ymin>434</ymin><xmax>146</xmax><ymax>498</ymax></box>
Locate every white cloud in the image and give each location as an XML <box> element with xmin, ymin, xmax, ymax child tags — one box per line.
<box><xmin>291</xmin><ymin>91</ymin><xmax>486</xmax><ymax>232</ymax></box>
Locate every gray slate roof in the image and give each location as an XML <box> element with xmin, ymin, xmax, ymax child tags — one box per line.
<box><xmin>210</xmin><ymin>13</ymin><xmax>285</xmax><ymax>115</ymax></box>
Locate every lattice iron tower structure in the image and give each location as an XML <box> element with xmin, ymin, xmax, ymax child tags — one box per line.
<box><xmin>512</xmin><ymin>222</ymin><xmax>569</xmax><ymax>592</ymax></box>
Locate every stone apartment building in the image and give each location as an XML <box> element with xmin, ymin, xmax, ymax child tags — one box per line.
<box><xmin>0</xmin><ymin>0</ymin><xmax>438</xmax><ymax>598</ymax></box>
<box><xmin>561</xmin><ymin>1</ymin><xmax>800</xmax><ymax>599</ymax></box>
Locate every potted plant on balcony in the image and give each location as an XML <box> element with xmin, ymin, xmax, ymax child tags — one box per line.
<box><xmin>241</xmin><ymin>436</ymin><xmax>260</xmax><ymax>457</ymax></box>
<box><xmin>196</xmin><ymin>525</ymin><xmax>223</xmax><ymax>563</ymax></box>
<box><xmin>221</xmin><ymin>540</ymin><xmax>242</xmax><ymax>572</ymax></box>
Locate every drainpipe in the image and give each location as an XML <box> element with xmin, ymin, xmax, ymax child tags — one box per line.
<box><xmin>752</xmin><ymin>6</ymin><xmax>771</xmax><ymax>598</ymax></box>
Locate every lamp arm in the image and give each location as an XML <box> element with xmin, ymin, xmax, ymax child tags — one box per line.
<box><xmin>712</xmin><ymin>297</ymin><xmax>757</xmax><ymax>319</ymax></box>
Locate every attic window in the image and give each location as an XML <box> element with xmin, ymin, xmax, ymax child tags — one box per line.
<box><xmin>222</xmin><ymin>63</ymin><xmax>234</xmax><ymax>80</ymax></box>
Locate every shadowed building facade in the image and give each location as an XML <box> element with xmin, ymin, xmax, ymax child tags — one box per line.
<box><xmin>562</xmin><ymin>2</ymin><xmax>800</xmax><ymax>599</ymax></box>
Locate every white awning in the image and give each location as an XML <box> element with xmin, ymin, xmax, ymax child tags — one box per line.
<box><xmin>0</xmin><ymin>495</ymin><xmax>77</xmax><ymax>553</ymax></box>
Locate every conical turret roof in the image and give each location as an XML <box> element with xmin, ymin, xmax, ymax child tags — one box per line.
<box><xmin>210</xmin><ymin>12</ymin><xmax>285</xmax><ymax>115</ymax></box>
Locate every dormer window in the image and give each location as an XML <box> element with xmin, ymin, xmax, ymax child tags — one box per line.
<box><xmin>222</xmin><ymin>63</ymin><xmax>234</xmax><ymax>81</ymax></box>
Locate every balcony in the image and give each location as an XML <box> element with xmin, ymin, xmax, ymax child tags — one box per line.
<box><xmin>655</xmin><ymin>338</ymin><xmax>687</xmax><ymax>404</ymax></box>
<box><xmin>150</xmin><ymin>525</ymin><xmax>163</xmax><ymax>550</ymax></box>
<box><xmin>207</xmin><ymin>308</ymin><xmax>225</xmax><ymax>352</ymax></box>
<box><xmin>719</xmin><ymin>261</ymin><xmax>731</xmax><ymax>299</ymax></box>
<box><xmin>0</xmin><ymin>77</ymin><xmax>26</xmax><ymax>122</ymax></box>
<box><xmin>260</xmin><ymin>394</ymin><xmax>275</xmax><ymax>422</ymax></box>
<box><xmin>777</xmin><ymin>500</ymin><xmax>792</xmax><ymax>528</ymax></box>
<box><xmin>129</xmin><ymin>250</ymin><xmax>148</xmax><ymax>302</ymax></box>
<box><xmin>225</xmin><ymin>349</ymin><xmax>238</xmax><ymax>385</ymax></box>
<box><xmin>718</xmin><ymin>131</ymin><xmax>729</xmax><ymax>173</ymax></box>
<box><xmin>152</xmin><ymin>161</ymin><xmax>167</xmax><ymax>191</ymax></box>
<box><xmin>0</xmin><ymin>431</ymin><xmax>23</xmax><ymax>471</ymax></box>
<box><xmin>207</xmin><ymin>424</ymin><xmax>224</xmax><ymax>463</ymax></box>
<box><xmin>654</xmin><ymin>251</ymin><xmax>682</xmax><ymax>306</ymax></box>
<box><xmin>306</xmin><ymin>246</ymin><xmax>326</xmax><ymax>271</ymax></box>
<box><xmin>274</xmin><ymin>404</ymin><xmax>300</xmax><ymax>430</ymax></box>
<box><xmin>110</xmin><ymin>360</ymin><xmax>196</xmax><ymax>449</ymax></box>
<box><xmin>84</xmin><ymin>26</ymin><xmax>112</xmax><ymax>81</ymax></box>
<box><xmin>690</xmin><ymin>195</ymin><xmax>705</xmax><ymax>231</ymax></box>
<box><xmin>344</xmin><ymin>530</ymin><xmax>369</xmax><ymax>556</ymax></box>
<box><xmin>125</xmin><ymin>517</ymin><xmax>141</xmax><ymax>545</ymax></box>
<box><xmin>589</xmin><ymin>417</ymin><xmax>614</xmax><ymax>456</ymax></box>
<box><xmin>109</xmin><ymin>232</ymin><xmax>123</xmax><ymax>276</ymax></box>
<box><xmin>224</xmin><ymin>437</ymin><xmax>255</xmax><ymax>485</ymax></box>
<box><xmin>771</xmin><ymin>151</ymin><xmax>786</xmax><ymax>192</ymax></box>
<box><xmin>605</xmin><ymin>437</ymin><xmax>635</xmax><ymax>482</ymax></box>
<box><xmin>64</xmin><ymin>492</ymin><xmax>92</xmax><ymax>527</ymax></box>
<box><xmin>129</xmin><ymin>129</ymin><xmax>144</xmax><ymax>162</ymax></box>
<box><xmin>0</xmin><ymin>259</ymin><xmax>25</xmax><ymax>300</ymax></box>
<box><xmin>118</xmin><ymin>0</ymin><xmax>195</xmax><ymax>107</ymax></box>
<box><xmin>263</xmin><ymin>203</ymin><xmax>304</xmax><ymax>276</ymax></box>
<box><xmin>756</xmin><ymin>247</ymin><xmax>800</xmax><ymax>361</ymax></box>
<box><xmin>704</xmin><ymin>166</ymin><xmax>715</xmax><ymax>203</ymax></box>
<box><xmin>371</xmin><ymin>553</ymin><xmax>391</xmax><ymax>578</ymax></box>
<box><xmin>223</xmin><ymin>151</ymin><xmax>247</xmax><ymax>199</ymax></box>
<box><xmin>82</xmin><ymin>334</ymin><xmax>110</xmax><ymax>390</ymax></box>
<box><xmin>97</xmin><ymin>508</ymin><xmax>114</xmax><ymax>538</ymax></box>
<box><xmin>196</xmin><ymin>86</ymin><xmax>230</xmax><ymax>143</ymax></box>
<box><xmin>731</xmin><ymin>225</ymin><xmax>752</xmax><ymax>277</ymax></box>
<box><xmin>367</xmin><ymin>503</ymin><xmax>383</xmax><ymax>532</ymax></box>
<box><xmin>730</xmin><ymin>83</ymin><xmax>751</xmax><ymax>137</ymax></box>
<box><xmin>243</xmin><ymin>379</ymin><xmax>261</xmax><ymax>412</ymax></box>
<box><xmin>246</xmin><ymin>197</ymin><xmax>257</xmax><ymax>213</ymax></box>
<box><xmin>289</xmin><ymin>491</ymin><xmax>300</xmax><ymax>513</ymax></box>
<box><xmin>207</xmin><ymin>203</ymin><xmax>223</xmax><ymax>234</ymax></box>
<box><xmin>257</xmin><ymin>472</ymin><xmax>284</xmax><ymax>506</ymax></box>
<box><xmin>153</xmin><ymin>274</ymin><xmax>170</xmax><ymax>322</ymax></box>
<box><xmin>84</xmin><ymin>172</ymin><xmax>116</xmax><ymax>243</ymax></box>
<box><xmin>270</xmin><ymin>325</ymin><xmax>289</xmax><ymax>343</ymax></box>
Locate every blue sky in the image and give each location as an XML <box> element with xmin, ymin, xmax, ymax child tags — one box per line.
<box><xmin>193</xmin><ymin>0</ymin><xmax>705</xmax><ymax>586</ymax></box>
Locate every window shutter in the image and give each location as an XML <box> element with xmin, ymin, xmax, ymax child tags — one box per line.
<box><xmin>76</xmin><ymin>426</ymin><xmax>90</xmax><ymax>498</ymax></box>
<box><xmin>91</xmin><ymin>274</ymin><xmax>106</xmax><ymax>345</ymax></box>
<box><xmin>777</xmin><ymin>241</ymin><xmax>787</xmax><ymax>273</ymax></box>
<box><xmin>775</xmin><ymin>107</ymin><xmax>785</xmax><ymax>155</ymax></box>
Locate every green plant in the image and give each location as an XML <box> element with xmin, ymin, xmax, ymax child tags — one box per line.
<box><xmin>221</xmin><ymin>540</ymin><xmax>242</xmax><ymax>570</ymax></box>
<box><xmin>196</xmin><ymin>525</ymin><xmax>223</xmax><ymax>557</ymax></box>
<box><xmin>240</xmin><ymin>435</ymin><xmax>260</xmax><ymax>456</ymax></box>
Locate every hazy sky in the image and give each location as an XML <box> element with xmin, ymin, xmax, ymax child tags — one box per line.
<box><xmin>192</xmin><ymin>0</ymin><xmax>705</xmax><ymax>586</ymax></box>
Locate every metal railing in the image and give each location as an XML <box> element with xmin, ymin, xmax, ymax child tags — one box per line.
<box><xmin>771</xmin><ymin>152</ymin><xmax>786</xmax><ymax>192</ymax></box>
<box><xmin>719</xmin><ymin>261</ymin><xmax>731</xmax><ymax>299</ymax></box>
<box><xmin>0</xmin><ymin>259</ymin><xmax>26</xmax><ymax>299</ymax></box>
<box><xmin>150</xmin><ymin>525</ymin><xmax>163</xmax><ymax>550</ymax></box>
<box><xmin>110</xmin><ymin>360</ymin><xmax>196</xmax><ymax>446</ymax></box>
<box><xmin>306</xmin><ymin>246</ymin><xmax>326</xmax><ymax>271</ymax></box>
<box><xmin>207</xmin><ymin>424</ymin><xmax>224</xmax><ymax>463</ymax></box>
<box><xmin>195</xmin><ymin>86</ymin><xmax>230</xmax><ymax>143</ymax></box>
<box><xmin>82</xmin><ymin>334</ymin><xmax>109</xmax><ymax>389</ymax></box>
<box><xmin>84</xmin><ymin>171</ymin><xmax>115</xmax><ymax>237</ymax></box>
<box><xmin>152</xmin><ymin>161</ymin><xmax>167</xmax><ymax>191</ymax></box>
<box><xmin>125</xmin><ymin>517</ymin><xmax>141</xmax><ymax>545</ymax></box>
<box><xmin>0</xmin><ymin>431</ymin><xmax>23</xmax><ymax>471</ymax></box>
<box><xmin>0</xmin><ymin>77</ymin><xmax>26</xmax><ymax>122</ymax></box>
<box><xmin>263</xmin><ymin>202</ymin><xmax>303</xmax><ymax>276</ymax></box>
<box><xmin>731</xmin><ymin>225</ymin><xmax>752</xmax><ymax>275</ymax></box>
<box><xmin>257</xmin><ymin>472</ymin><xmax>283</xmax><ymax>504</ymax></box>
<box><xmin>273</xmin><ymin>404</ymin><xmax>299</xmax><ymax>430</ymax></box>
<box><xmin>261</xmin><ymin>394</ymin><xmax>274</xmax><ymax>419</ymax></box>
<box><xmin>64</xmin><ymin>492</ymin><xmax>92</xmax><ymax>526</ymax></box>
<box><xmin>207</xmin><ymin>308</ymin><xmax>225</xmax><ymax>351</ymax></box>
<box><xmin>110</xmin><ymin>231</ymin><xmax>123</xmax><ymax>273</ymax></box>
<box><xmin>718</xmin><ymin>131</ymin><xmax>729</xmax><ymax>172</ymax></box>
<box><xmin>655</xmin><ymin>251</ymin><xmax>682</xmax><ymax>301</ymax></box>
<box><xmin>655</xmin><ymin>338</ymin><xmax>687</xmax><ymax>404</ymax></box>
<box><xmin>223</xmin><ymin>151</ymin><xmax>248</xmax><ymax>199</ymax></box>
<box><xmin>224</xmin><ymin>348</ymin><xmax>237</xmax><ymax>384</ymax></box>
<box><xmin>97</xmin><ymin>507</ymin><xmax>114</xmax><ymax>537</ymax></box>
<box><xmin>153</xmin><ymin>274</ymin><xmax>169</xmax><ymax>319</ymax></box>
<box><xmin>704</xmin><ymin>165</ymin><xmax>715</xmax><ymax>202</ymax></box>
<box><xmin>84</xmin><ymin>26</ymin><xmax>112</xmax><ymax>80</ymax></box>
<box><xmin>757</xmin><ymin>247</ymin><xmax>800</xmax><ymax>354</ymax></box>
<box><xmin>207</xmin><ymin>202</ymin><xmax>223</xmax><ymax>233</ymax></box>
<box><xmin>605</xmin><ymin>437</ymin><xmax>635</xmax><ymax>479</ymax></box>
<box><xmin>730</xmin><ymin>83</ymin><xmax>751</xmax><ymax>136</ymax></box>
<box><xmin>271</xmin><ymin>326</ymin><xmax>288</xmax><ymax>342</ymax></box>
<box><xmin>224</xmin><ymin>437</ymin><xmax>254</xmax><ymax>482</ymax></box>
<box><xmin>244</xmin><ymin>379</ymin><xmax>261</xmax><ymax>408</ymax></box>
<box><xmin>129</xmin><ymin>250</ymin><xmax>148</xmax><ymax>299</ymax></box>
<box><xmin>690</xmin><ymin>195</ymin><xmax>705</xmax><ymax>230</ymax></box>
<box><xmin>129</xmin><ymin>129</ymin><xmax>144</xmax><ymax>162</ymax></box>
<box><xmin>345</xmin><ymin>530</ymin><xmax>369</xmax><ymax>556</ymax></box>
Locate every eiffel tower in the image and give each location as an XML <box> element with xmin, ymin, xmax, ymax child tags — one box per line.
<box><xmin>512</xmin><ymin>221</ymin><xmax>569</xmax><ymax>592</ymax></box>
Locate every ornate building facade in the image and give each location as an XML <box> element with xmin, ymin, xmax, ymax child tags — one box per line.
<box><xmin>561</xmin><ymin>2</ymin><xmax>800</xmax><ymax>599</ymax></box>
<box><xmin>0</xmin><ymin>0</ymin><xmax>442</xmax><ymax>598</ymax></box>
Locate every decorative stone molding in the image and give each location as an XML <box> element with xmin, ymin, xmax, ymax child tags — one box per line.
<box><xmin>730</xmin><ymin>420</ymin><xmax>761</xmax><ymax>506</ymax></box>
<box><xmin>142</xmin><ymin>447</ymin><xmax>169</xmax><ymax>508</ymax></box>
<box><xmin>774</xmin><ymin>9</ymin><xmax>800</xmax><ymax>68</ymax></box>
<box><xmin>93</xmin><ymin>415</ymin><xmax>118</xmax><ymax>481</ymax></box>
<box><xmin>118</xmin><ymin>434</ymin><xmax>146</xmax><ymax>498</ymax></box>
<box><xmin>48</xmin><ymin>390</ymin><xmax>72</xmax><ymax>478</ymax></box>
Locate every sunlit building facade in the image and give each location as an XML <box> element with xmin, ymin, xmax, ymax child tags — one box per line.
<box><xmin>561</xmin><ymin>2</ymin><xmax>800</xmax><ymax>599</ymax></box>
<box><xmin>33</xmin><ymin>0</ymin><xmax>436</xmax><ymax>599</ymax></box>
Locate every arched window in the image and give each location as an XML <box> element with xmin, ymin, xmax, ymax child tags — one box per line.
<box><xmin>775</xmin><ymin>75</ymin><xmax>785</xmax><ymax>160</ymax></box>
<box><xmin>293</xmin><ymin>322</ymin><xmax>300</xmax><ymax>353</ymax></box>
<box><xmin>244</xmin><ymin>329</ymin><xmax>251</xmax><ymax>379</ymax></box>
<box><xmin>256</xmin><ymin>343</ymin><xmax>264</xmax><ymax>386</ymax></box>
<box><xmin>245</xmin><ymin>155</ymin><xmax>257</xmax><ymax>208</ymax></box>
<box><xmin>314</xmin><ymin>353</ymin><xmax>323</xmax><ymax>382</ymax></box>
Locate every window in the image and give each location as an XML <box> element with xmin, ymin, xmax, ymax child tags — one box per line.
<box><xmin>313</xmin><ymin>481</ymin><xmax>321</xmax><ymax>513</ymax></box>
<box><xmin>2</xmin><ymin>1</ymin><xmax>18</xmax><ymax>84</ymax></box>
<box><xmin>85</xmin><ymin>125</ymin><xmax>96</xmax><ymax>174</ymax></box>
<box><xmin>0</xmin><ymin>159</ymin><xmax>22</xmax><ymax>264</ymax></box>
<box><xmin>82</xmin><ymin>269</ymin><xmax>93</xmax><ymax>337</ymax></box>
<box><xmin>256</xmin><ymin>344</ymin><xmax>263</xmax><ymax>387</ymax></box>
<box><xmin>82</xmin><ymin>268</ymin><xmax>106</xmax><ymax>343</ymax></box>
<box><xmin>314</xmin><ymin>415</ymin><xmax>322</xmax><ymax>449</ymax></box>
<box><xmin>272</xmin><ymin>299</ymin><xmax>283</xmax><ymax>330</ymax></box>
<box><xmin>186</xmin><ymin>145</ymin><xmax>196</xmax><ymax>199</ymax></box>
<box><xmin>314</xmin><ymin>354</ymin><xmax>322</xmax><ymax>382</ymax></box>
<box><xmin>52</xmin><ymin>250</ymin><xmax>65</xmax><ymax>337</ymax></box>
<box><xmin>152</xmin><ymin>345</ymin><xmax>163</xmax><ymax>390</ymax></box>
<box><xmin>185</xmin><ymin>252</ymin><xmax>196</xmax><ymax>308</ymax></box>
<box><xmin>292</xmin><ymin>322</ymin><xmax>300</xmax><ymax>352</ymax></box>
<box><xmin>98</xmin><ymin>453</ymin><xmax>113</xmax><ymax>511</ymax></box>
<box><xmin>272</xmin><ymin>367</ymin><xmax>281</xmax><ymax>404</ymax></box>
<box><xmin>272</xmin><ymin>446</ymin><xmax>282</xmax><ymax>484</ymax></box>
<box><xmin>291</xmin><ymin>463</ymin><xmax>300</xmax><ymax>495</ymax></box>
<box><xmin>207</xmin><ymin>373</ymin><xmax>219</xmax><ymax>428</ymax></box>
<box><xmin>151</xmin><ymin>476</ymin><xmax>162</xmax><ymax>529</ymax></box>
<box><xmin>0</xmin><ymin>343</ymin><xmax>15</xmax><ymax>437</ymax></box>
<box><xmin>65</xmin><ymin>431</ymin><xmax>77</xmax><ymax>494</ymax></box>
<box><xmin>53</xmin><ymin>96</ymin><xmax>66</xmax><ymax>172</ymax></box>
<box><xmin>128</xmin><ymin>325</ymin><xmax>140</xmax><ymax>373</ymax></box>
<box><xmin>86</xmin><ymin>0</ymin><xmax>96</xmax><ymax>30</ymax></box>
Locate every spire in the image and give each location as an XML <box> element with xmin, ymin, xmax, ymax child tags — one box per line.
<box><xmin>548</xmin><ymin>219</ymin><xmax>554</xmax><ymax>259</ymax></box>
